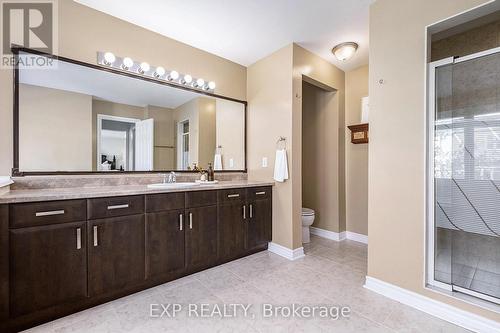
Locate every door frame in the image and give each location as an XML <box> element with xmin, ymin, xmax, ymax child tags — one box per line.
<box><xmin>96</xmin><ymin>114</ymin><xmax>140</xmax><ymax>171</ymax></box>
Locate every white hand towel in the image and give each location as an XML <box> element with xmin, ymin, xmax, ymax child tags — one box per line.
<box><xmin>273</xmin><ymin>149</ymin><xmax>289</xmax><ymax>182</ymax></box>
<box><xmin>0</xmin><ymin>176</ymin><xmax>13</xmax><ymax>188</ymax></box>
<box><xmin>214</xmin><ymin>154</ymin><xmax>223</xmax><ymax>170</ymax></box>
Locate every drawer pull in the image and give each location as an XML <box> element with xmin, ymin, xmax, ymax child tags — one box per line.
<box><xmin>255</xmin><ymin>191</ymin><xmax>266</xmax><ymax>196</ymax></box>
<box><xmin>189</xmin><ymin>213</ymin><xmax>193</xmax><ymax>229</ymax></box>
<box><xmin>35</xmin><ymin>209</ymin><xmax>65</xmax><ymax>217</ymax></box>
<box><xmin>93</xmin><ymin>226</ymin><xmax>98</xmax><ymax>247</ymax></box>
<box><xmin>107</xmin><ymin>204</ymin><xmax>129</xmax><ymax>210</ymax></box>
<box><xmin>243</xmin><ymin>205</ymin><xmax>246</xmax><ymax>220</ymax></box>
<box><xmin>76</xmin><ymin>228</ymin><xmax>81</xmax><ymax>250</ymax></box>
<box><xmin>227</xmin><ymin>194</ymin><xmax>240</xmax><ymax>198</ymax></box>
<box><xmin>179</xmin><ymin>214</ymin><xmax>183</xmax><ymax>231</ymax></box>
<box><xmin>249</xmin><ymin>204</ymin><xmax>253</xmax><ymax>219</ymax></box>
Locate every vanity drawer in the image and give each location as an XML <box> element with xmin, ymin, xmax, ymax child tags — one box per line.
<box><xmin>185</xmin><ymin>191</ymin><xmax>217</xmax><ymax>208</ymax></box>
<box><xmin>10</xmin><ymin>199</ymin><xmax>87</xmax><ymax>228</ymax></box>
<box><xmin>146</xmin><ymin>192</ymin><xmax>185</xmax><ymax>213</ymax></box>
<box><xmin>247</xmin><ymin>187</ymin><xmax>272</xmax><ymax>201</ymax></box>
<box><xmin>218</xmin><ymin>188</ymin><xmax>247</xmax><ymax>203</ymax></box>
<box><xmin>87</xmin><ymin>195</ymin><xmax>144</xmax><ymax>219</ymax></box>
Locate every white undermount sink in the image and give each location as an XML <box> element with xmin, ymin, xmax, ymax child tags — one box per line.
<box><xmin>147</xmin><ymin>182</ymin><xmax>200</xmax><ymax>189</ymax></box>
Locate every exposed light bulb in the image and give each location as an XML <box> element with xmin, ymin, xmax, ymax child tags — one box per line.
<box><xmin>103</xmin><ymin>52</ymin><xmax>116</xmax><ymax>65</ymax></box>
<box><xmin>331</xmin><ymin>42</ymin><xmax>358</xmax><ymax>61</ymax></box>
<box><xmin>122</xmin><ymin>57</ymin><xmax>134</xmax><ymax>70</ymax></box>
<box><xmin>154</xmin><ymin>66</ymin><xmax>165</xmax><ymax>78</ymax></box>
<box><xmin>139</xmin><ymin>62</ymin><xmax>150</xmax><ymax>74</ymax></box>
<box><xmin>168</xmin><ymin>70</ymin><xmax>179</xmax><ymax>81</ymax></box>
<box><xmin>194</xmin><ymin>78</ymin><xmax>205</xmax><ymax>88</ymax></box>
<box><xmin>208</xmin><ymin>81</ymin><xmax>216</xmax><ymax>90</ymax></box>
<box><xmin>182</xmin><ymin>74</ymin><xmax>193</xmax><ymax>84</ymax></box>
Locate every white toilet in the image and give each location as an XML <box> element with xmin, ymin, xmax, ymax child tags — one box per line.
<box><xmin>301</xmin><ymin>207</ymin><xmax>315</xmax><ymax>243</ymax></box>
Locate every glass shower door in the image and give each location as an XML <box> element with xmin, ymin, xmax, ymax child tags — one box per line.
<box><xmin>433</xmin><ymin>49</ymin><xmax>500</xmax><ymax>303</ymax></box>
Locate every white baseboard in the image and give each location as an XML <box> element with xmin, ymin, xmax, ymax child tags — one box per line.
<box><xmin>310</xmin><ymin>227</ymin><xmax>346</xmax><ymax>241</ymax></box>
<box><xmin>268</xmin><ymin>242</ymin><xmax>305</xmax><ymax>261</ymax></box>
<box><xmin>310</xmin><ymin>227</ymin><xmax>368</xmax><ymax>244</ymax></box>
<box><xmin>346</xmin><ymin>231</ymin><xmax>368</xmax><ymax>244</ymax></box>
<box><xmin>364</xmin><ymin>276</ymin><xmax>500</xmax><ymax>333</ymax></box>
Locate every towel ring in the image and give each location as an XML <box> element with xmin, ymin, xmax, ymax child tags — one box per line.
<box><xmin>276</xmin><ymin>137</ymin><xmax>286</xmax><ymax>149</ymax></box>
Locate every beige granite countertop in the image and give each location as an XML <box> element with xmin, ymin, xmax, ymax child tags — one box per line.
<box><xmin>0</xmin><ymin>180</ymin><xmax>274</xmax><ymax>204</ymax></box>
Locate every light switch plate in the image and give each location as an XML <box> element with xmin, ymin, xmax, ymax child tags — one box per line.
<box><xmin>229</xmin><ymin>158</ymin><xmax>234</xmax><ymax>168</ymax></box>
<box><xmin>262</xmin><ymin>157</ymin><xmax>268</xmax><ymax>168</ymax></box>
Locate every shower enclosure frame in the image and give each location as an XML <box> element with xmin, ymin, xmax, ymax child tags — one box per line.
<box><xmin>426</xmin><ymin>46</ymin><xmax>500</xmax><ymax>305</ymax></box>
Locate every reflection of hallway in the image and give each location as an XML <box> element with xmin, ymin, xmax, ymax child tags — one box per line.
<box><xmin>435</xmin><ymin>228</ymin><xmax>500</xmax><ymax>299</ymax></box>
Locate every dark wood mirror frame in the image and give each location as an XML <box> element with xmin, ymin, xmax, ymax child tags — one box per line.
<box><xmin>12</xmin><ymin>47</ymin><xmax>248</xmax><ymax>176</ymax></box>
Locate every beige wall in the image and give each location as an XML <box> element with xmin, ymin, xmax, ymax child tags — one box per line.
<box><xmin>247</xmin><ymin>45</ymin><xmax>295</xmax><ymax>249</ymax></box>
<box><xmin>197</xmin><ymin>98</ymin><xmax>216</xmax><ymax>169</ymax></box>
<box><xmin>369</xmin><ymin>0</ymin><xmax>499</xmax><ymax>321</ymax></box>
<box><xmin>19</xmin><ymin>84</ymin><xmax>92</xmax><ymax>171</ymax></box>
<box><xmin>247</xmin><ymin>44</ymin><xmax>345</xmax><ymax>250</ymax></box>
<box><xmin>0</xmin><ymin>0</ymin><xmax>246</xmax><ymax>176</ymax></box>
<box><xmin>215</xmin><ymin>99</ymin><xmax>246</xmax><ymax>170</ymax></box>
<box><xmin>345</xmin><ymin>65</ymin><xmax>369</xmax><ymax>236</ymax></box>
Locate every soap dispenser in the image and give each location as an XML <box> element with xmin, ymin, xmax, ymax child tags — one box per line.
<box><xmin>207</xmin><ymin>163</ymin><xmax>214</xmax><ymax>181</ymax></box>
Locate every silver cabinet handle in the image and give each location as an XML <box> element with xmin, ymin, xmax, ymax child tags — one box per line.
<box><xmin>35</xmin><ymin>210</ymin><xmax>65</xmax><ymax>217</ymax></box>
<box><xmin>243</xmin><ymin>205</ymin><xmax>246</xmax><ymax>220</ymax></box>
<box><xmin>189</xmin><ymin>213</ymin><xmax>193</xmax><ymax>229</ymax></box>
<box><xmin>227</xmin><ymin>194</ymin><xmax>240</xmax><ymax>198</ymax></box>
<box><xmin>256</xmin><ymin>191</ymin><xmax>266</xmax><ymax>196</ymax></box>
<box><xmin>76</xmin><ymin>228</ymin><xmax>81</xmax><ymax>250</ymax></box>
<box><xmin>179</xmin><ymin>214</ymin><xmax>183</xmax><ymax>231</ymax></box>
<box><xmin>107</xmin><ymin>204</ymin><xmax>129</xmax><ymax>210</ymax></box>
<box><xmin>249</xmin><ymin>204</ymin><xmax>253</xmax><ymax>219</ymax></box>
<box><xmin>93</xmin><ymin>226</ymin><xmax>98</xmax><ymax>247</ymax></box>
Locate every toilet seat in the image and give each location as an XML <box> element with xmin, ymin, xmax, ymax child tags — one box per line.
<box><xmin>302</xmin><ymin>207</ymin><xmax>315</xmax><ymax>216</ymax></box>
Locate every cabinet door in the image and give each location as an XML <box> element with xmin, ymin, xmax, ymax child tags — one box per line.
<box><xmin>146</xmin><ymin>210</ymin><xmax>185</xmax><ymax>279</ymax></box>
<box><xmin>10</xmin><ymin>221</ymin><xmax>87</xmax><ymax>317</ymax></box>
<box><xmin>88</xmin><ymin>215</ymin><xmax>145</xmax><ymax>297</ymax></box>
<box><xmin>185</xmin><ymin>206</ymin><xmax>218</xmax><ymax>270</ymax></box>
<box><xmin>218</xmin><ymin>202</ymin><xmax>246</xmax><ymax>260</ymax></box>
<box><xmin>247</xmin><ymin>198</ymin><xmax>272</xmax><ymax>250</ymax></box>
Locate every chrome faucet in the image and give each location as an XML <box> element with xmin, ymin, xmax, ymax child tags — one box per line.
<box><xmin>167</xmin><ymin>171</ymin><xmax>177</xmax><ymax>183</ymax></box>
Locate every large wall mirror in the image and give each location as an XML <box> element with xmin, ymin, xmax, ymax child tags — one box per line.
<box><xmin>13</xmin><ymin>49</ymin><xmax>246</xmax><ymax>175</ymax></box>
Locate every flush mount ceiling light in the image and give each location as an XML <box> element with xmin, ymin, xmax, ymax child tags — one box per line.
<box><xmin>331</xmin><ymin>42</ymin><xmax>358</xmax><ymax>61</ymax></box>
<box><xmin>96</xmin><ymin>52</ymin><xmax>216</xmax><ymax>92</ymax></box>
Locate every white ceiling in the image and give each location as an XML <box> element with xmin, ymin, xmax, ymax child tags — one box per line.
<box><xmin>75</xmin><ymin>0</ymin><xmax>372</xmax><ymax>72</ymax></box>
<box><xmin>19</xmin><ymin>54</ymin><xmax>201</xmax><ymax>109</ymax></box>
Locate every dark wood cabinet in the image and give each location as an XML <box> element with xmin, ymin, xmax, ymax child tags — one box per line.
<box><xmin>146</xmin><ymin>210</ymin><xmax>185</xmax><ymax>279</ymax></box>
<box><xmin>218</xmin><ymin>201</ymin><xmax>246</xmax><ymax>260</ymax></box>
<box><xmin>88</xmin><ymin>215</ymin><xmax>145</xmax><ymax>296</ymax></box>
<box><xmin>2</xmin><ymin>185</ymin><xmax>272</xmax><ymax>332</ymax></box>
<box><xmin>9</xmin><ymin>221</ymin><xmax>87</xmax><ymax>317</ymax></box>
<box><xmin>185</xmin><ymin>205</ymin><xmax>218</xmax><ymax>271</ymax></box>
<box><xmin>247</xmin><ymin>197</ymin><xmax>272</xmax><ymax>250</ymax></box>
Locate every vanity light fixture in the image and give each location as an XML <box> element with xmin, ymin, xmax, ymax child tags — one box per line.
<box><xmin>181</xmin><ymin>74</ymin><xmax>193</xmax><ymax>85</ymax></box>
<box><xmin>96</xmin><ymin>52</ymin><xmax>216</xmax><ymax>92</ymax></box>
<box><xmin>122</xmin><ymin>57</ymin><xmax>134</xmax><ymax>70</ymax></box>
<box><xmin>194</xmin><ymin>78</ymin><xmax>205</xmax><ymax>88</ymax></box>
<box><xmin>153</xmin><ymin>66</ymin><xmax>165</xmax><ymax>78</ymax></box>
<box><xmin>103</xmin><ymin>52</ymin><xmax>116</xmax><ymax>66</ymax></box>
<box><xmin>138</xmin><ymin>62</ymin><xmax>150</xmax><ymax>74</ymax></box>
<box><xmin>167</xmin><ymin>70</ymin><xmax>179</xmax><ymax>81</ymax></box>
<box><xmin>331</xmin><ymin>42</ymin><xmax>358</xmax><ymax>61</ymax></box>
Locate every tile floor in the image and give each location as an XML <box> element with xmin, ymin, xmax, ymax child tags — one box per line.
<box><xmin>25</xmin><ymin>235</ymin><xmax>469</xmax><ymax>333</ymax></box>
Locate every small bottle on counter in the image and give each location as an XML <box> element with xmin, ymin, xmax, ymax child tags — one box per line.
<box><xmin>207</xmin><ymin>163</ymin><xmax>214</xmax><ymax>181</ymax></box>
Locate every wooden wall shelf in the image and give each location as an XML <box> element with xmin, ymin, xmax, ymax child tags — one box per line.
<box><xmin>347</xmin><ymin>123</ymin><xmax>369</xmax><ymax>144</ymax></box>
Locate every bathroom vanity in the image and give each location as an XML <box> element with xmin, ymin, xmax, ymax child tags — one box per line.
<box><xmin>0</xmin><ymin>182</ymin><xmax>272</xmax><ymax>331</ymax></box>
